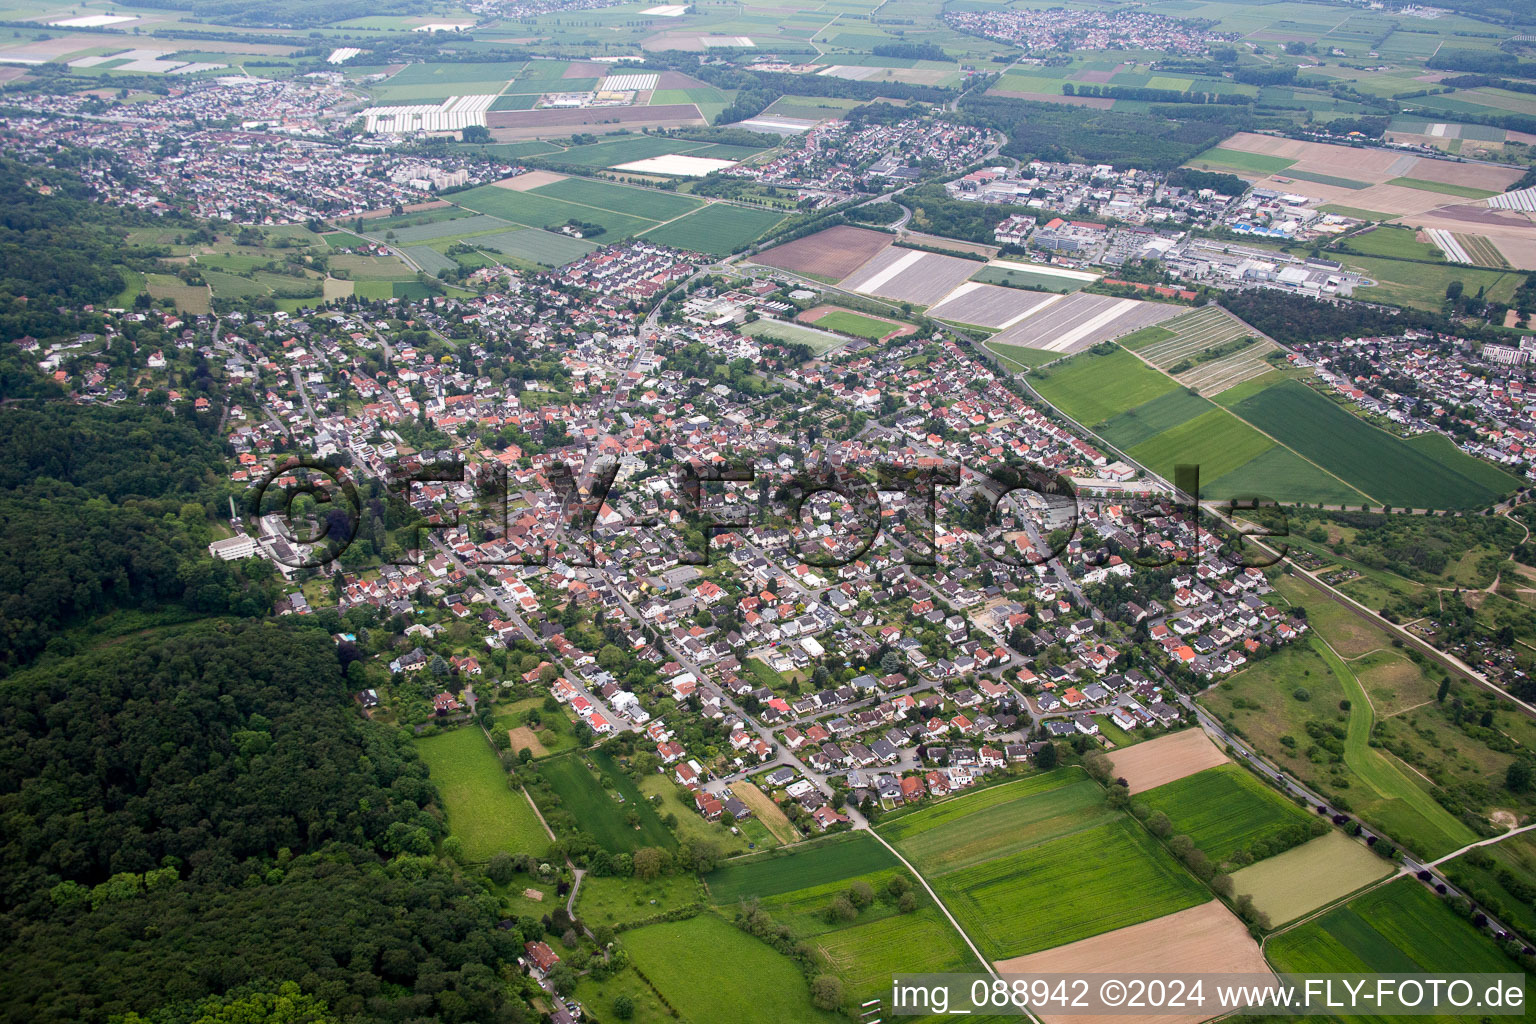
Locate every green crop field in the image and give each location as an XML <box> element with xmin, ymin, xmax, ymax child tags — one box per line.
<box><xmin>1097</xmin><ymin>388</ymin><xmax>1215</xmax><ymax>449</ymax></box>
<box><xmin>813</xmin><ymin>309</ymin><xmax>902</xmax><ymax>340</ymax></box>
<box><xmin>880</xmin><ymin>769</ymin><xmax>1112</xmax><ymax>875</ymax></box>
<box><xmin>933</xmin><ymin>817</ymin><xmax>1209</xmax><ymax>959</ymax></box>
<box><xmin>546</xmin><ymin>136</ymin><xmax>718</xmax><ymax>168</ymax></box>
<box><xmin>623</xmin><ymin>914</ymin><xmax>843</xmax><ymax>1024</ymax></box>
<box><xmin>1267</xmin><ymin>878</ymin><xmax>1519</xmax><ymax>979</ymax></box>
<box><xmin>973</xmin><ymin>264</ymin><xmax>1089</xmax><ymax>293</ymax></box>
<box><xmin>531</xmin><ymin>177</ymin><xmax>704</xmax><ymax>222</ymax></box>
<box><xmin>1118</xmin><ymin>324</ymin><xmax>1176</xmax><ymax>350</ymax></box>
<box><xmin>1204</xmin><ymin>446</ymin><xmax>1369</xmax><ymax>506</ymax></box>
<box><xmin>368</xmin><ymin>213</ymin><xmax>514</xmax><ymax>245</ymax></box>
<box><xmin>705</xmin><ymin>832</ymin><xmax>898</xmax><ymax>904</ymax></box>
<box><xmin>986</xmin><ymin>341</ymin><xmax>1061</xmax><ymax>371</ymax></box>
<box><xmin>1386</xmin><ymin>176</ymin><xmax>1499</xmax><ymax>200</ymax></box>
<box><xmin>464</xmin><ymin>227</ymin><xmax>596</xmax><ymax>267</ymax></box>
<box><xmin>1137</xmin><ymin>764</ymin><xmax>1318</xmax><ymax>865</ymax></box>
<box><xmin>415</xmin><ymin>728</ymin><xmax>547</xmax><ymax>861</ymax></box>
<box><xmin>1229</xmin><ymin>380</ymin><xmax>1518</xmax><ymax>508</ymax></box>
<box><xmin>1341</xmin><ymin>225</ymin><xmax>1443</xmax><ymax>262</ymax></box>
<box><xmin>1282</xmin><ymin>169</ymin><xmax>1370</xmax><ymax>190</ymax></box>
<box><xmin>1030</xmin><ymin>346</ymin><xmax>1177</xmax><ymax>425</ymax></box>
<box><xmin>451</xmin><ymin>185</ymin><xmax>659</xmax><ymax>239</ymax></box>
<box><xmin>537</xmin><ymin>751</ymin><xmax>675</xmax><ymax>853</ymax></box>
<box><xmin>1129</xmin><ymin>407</ymin><xmax>1277</xmax><ymax>486</ymax></box>
<box><xmin>1185</xmin><ymin>147</ymin><xmax>1297</xmax><ymax>175</ymax></box>
<box><xmin>815</xmin><ymin>907</ymin><xmax>983</xmax><ymax>1001</ymax></box>
<box><xmin>642</xmin><ymin>203</ymin><xmax>784</xmax><ymax>255</ymax></box>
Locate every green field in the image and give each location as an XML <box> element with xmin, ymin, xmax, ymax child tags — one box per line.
<box><xmin>532</xmin><ymin>177</ymin><xmax>704</xmax><ymax>222</ymax></box>
<box><xmin>814</xmin><ymin>906</ymin><xmax>983</xmax><ymax>1002</ymax></box>
<box><xmin>1137</xmin><ymin>764</ymin><xmax>1318</xmax><ymax>865</ymax></box>
<box><xmin>1386</xmin><ymin>176</ymin><xmax>1499</xmax><ymax>200</ymax></box>
<box><xmin>450</xmin><ymin>184</ymin><xmax>659</xmax><ymax>240</ymax></box>
<box><xmin>1267</xmin><ymin>878</ymin><xmax>1518</xmax><ymax>981</ymax></box>
<box><xmin>1185</xmin><ymin>147</ymin><xmax>1297</xmax><ymax>175</ymax></box>
<box><xmin>705</xmin><ymin>832</ymin><xmax>898</xmax><ymax>904</ymax></box>
<box><xmin>740</xmin><ymin>317</ymin><xmax>844</xmax><ymax>355</ymax></box>
<box><xmin>1341</xmin><ymin>225</ymin><xmax>1444</xmax><ymax>262</ymax></box>
<box><xmin>623</xmin><ymin>914</ymin><xmax>843</xmax><ymax>1024</ymax></box>
<box><xmin>415</xmin><ymin>728</ymin><xmax>547</xmax><ymax>861</ymax></box>
<box><xmin>879</xmin><ymin>768</ymin><xmax>1110</xmax><ymax>875</ymax></box>
<box><xmin>1129</xmin><ymin>407</ymin><xmax>1277</xmax><ymax>484</ymax></box>
<box><xmin>1229</xmin><ymin>380</ymin><xmax>1518</xmax><ymax>509</ymax></box>
<box><xmin>986</xmin><ymin>341</ymin><xmax>1062</xmax><ymax>371</ymax></box>
<box><xmin>460</xmin><ymin>227</ymin><xmax>596</xmax><ymax>267</ymax></box>
<box><xmin>538</xmin><ymin>751</ymin><xmax>675</xmax><ymax>853</ymax></box>
<box><xmin>1118</xmin><ymin>324</ymin><xmax>1177</xmax><ymax>350</ymax></box>
<box><xmin>642</xmin><ymin>203</ymin><xmax>784</xmax><ymax>255</ymax></box>
<box><xmin>1030</xmin><ymin>345</ymin><xmax>1178</xmax><ymax>426</ymax></box>
<box><xmin>1097</xmin><ymin>387</ymin><xmax>1216</xmax><ymax>449</ymax></box>
<box><xmin>932</xmin><ymin>817</ymin><xmax>1209</xmax><ymax>959</ymax></box>
<box><xmin>813</xmin><ymin>309</ymin><xmax>903</xmax><ymax>340</ymax></box>
<box><xmin>974</xmin><ymin>263</ymin><xmax>1090</xmax><ymax>293</ymax></box>
<box><xmin>1343</xmin><ymin>253</ymin><xmax>1520</xmax><ymax>312</ymax></box>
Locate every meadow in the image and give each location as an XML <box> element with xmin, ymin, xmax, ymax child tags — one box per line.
<box><xmin>622</xmin><ymin>914</ymin><xmax>844</xmax><ymax>1024</ymax></box>
<box><xmin>1440</xmin><ymin>831</ymin><xmax>1536</xmax><ymax>938</ymax></box>
<box><xmin>642</xmin><ymin>203</ymin><xmax>784</xmax><ymax>255</ymax></box>
<box><xmin>537</xmin><ymin>751</ymin><xmax>675</xmax><ymax>853</ymax></box>
<box><xmin>1135</xmin><ymin>763</ymin><xmax>1318</xmax><ymax>865</ymax></box>
<box><xmin>1343</xmin><ymin>254</ymin><xmax>1521</xmax><ymax>312</ymax></box>
<box><xmin>415</xmin><ymin>727</ymin><xmax>547</xmax><ymax>861</ymax></box>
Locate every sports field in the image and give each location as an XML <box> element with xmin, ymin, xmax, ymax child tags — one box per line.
<box><xmin>642</xmin><ymin>203</ymin><xmax>784</xmax><ymax>255</ymax></box>
<box><xmin>1230</xmin><ymin>831</ymin><xmax>1394</xmax><ymax>926</ymax></box>
<box><xmin>623</xmin><ymin>914</ymin><xmax>843</xmax><ymax>1024</ymax></box>
<box><xmin>1267</xmin><ymin>878</ymin><xmax>1518</xmax><ymax>978</ymax></box>
<box><xmin>415</xmin><ymin>727</ymin><xmax>547</xmax><ymax>861</ymax></box>
<box><xmin>1136</xmin><ymin>763</ymin><xmax>1319</xmax><ymax>865</ymax></box>
<box><xmin>803</xmin><ymin>307</ymin><xmax>904</xmax><ymax>340</ymax></box>
<box><xmin>537</xmin><ymin>751</ymin><xmax>675</xmax><ymax>852</ymax></box>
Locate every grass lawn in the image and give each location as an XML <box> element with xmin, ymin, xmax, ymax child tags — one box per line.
<box><xmin>641</xmin><ymin>203</ymin><xmax>784</xmax><ymax>256</ymax></box>
<box><xmin>573</xmin><ymin>966</ymin><xmax>672</xmax><ymax>1024</ymax></box>
<box><xmin>813</xmin><ymin>906</ymin><xmax>983</xmax><ymax>1002</ymax></box>
<box><xmin>1230</xmin><ymin>830</ymin><xmax>1394</xmax><ymax>926</ymax></box>
<box><xmin>812</xmin><ymin>309</ymin><xmax>902</xmax><ymax>340</ymax></box>
<box><xmin>538</xmin><ymin>751</ymin><xmax>675</xmax><ymax>853</ymax></box>
<box><xmin>415</xmin><ymin>728</ymin><xmax>547</xmax><ymax>861</ymax></box>
<box><xmin>1136</xmin><ymin>763</ymin><xmax>1318</xmax><ymax>865</ymax></box>
<box><xmin>933</xmin><ymin>816</ymin><xmax>1209</xmax><ymax>960</ymax></box>
<box><xmin>623</xmin><ymin>914</ymin><xmax>844</xmax><ymax>1024</ymax></box>
<box><xmin>705</xmin><ymin>832</ymin><xmax>898</xmax><ymax>904</ymax></box>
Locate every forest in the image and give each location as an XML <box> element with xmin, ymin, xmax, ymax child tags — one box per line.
<box><xmin>0</xmin><ymin>621</ymin><xmax>528</xmax><ymax>1023</ymax></box>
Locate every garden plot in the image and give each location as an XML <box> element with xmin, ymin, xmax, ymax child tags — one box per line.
<box><xmin>985</xmin><ymin>293</ymin><xmax>1179</xmax><ymax>355</ymax></box>
<box><xmin>1177</xmin><ymin>339</ymin><xmax>1280</xmax><ymax>396</ymax></box>
<box><xmin>926</xmin><ymin>282</ymin><xmax>1063</xmax><ymax>329</ymax></box>
<box><xmin>838</xmin><ymin>247</ymin><xmax>981</xmax><ymax>306</ymax></box>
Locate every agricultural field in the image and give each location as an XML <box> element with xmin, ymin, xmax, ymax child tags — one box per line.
<box><xmin>1107</xmin><ymin>728</ymin><xmax>1230</xmax><ymax>794</ymax></box>
<box><xmin>534</xmin><ymin>176</ymin><xmax>704</xmax><ymax>222</ymax></box>
<box><xmin>1230</xmin><ymin>830</ymin><xmax>1396</xmax><ymax>927</ymax></box>
<box><xmin>926</xmin><ymin>283</ymin><xmax>1061</xmax><ymax>330</ymax></box>
<box><xmin>450</xmin><ymin>182</ymin><xmax>666</xmax><ymax>241</ymax></box>
<box><xmin>537</xmin><ymin>751</ymin><xmax>675</xmax><ymax>853</ymax></box>
<box><xmin>931</xmin><ymin>816</ymin><xmax>1209</xmax><ymax>960</ymax></box>
<box><xmin>641</xmin><ymin>203</ymin><xmax>784</xmax><ymax>255</ymax></box>
<box><xmin>1227</xmin><ymin>380</ymin><xmax>1520</xmax><ymax>509</ymax></box>
<box><xmin>839</xmin><ymin>247</ymin><xmax>983</xmax><ymax>306</ymax></box>
<box><xmin>973</xmin><ymin>260</ymin><xmax>1097</xmax><ymax>293</ymax></box>
<box><xmin>981</xmin><ymin>293</ymin><xmax>1178</xmax><ymax>356</ymax></box>
<box><xmin>1136</xmin><ymin>763</ymin><xmax>1320</xmax><ymax>865</ymax></box>
<box><xmin>1130</xmin><ymin>306</ymin><xmax>1278</xmax><ymax>395</ymax></box>
<box><xmin>705</xmin><ymin>832</ymin><xmax>897</xmax><ymax>904</ymax></box>
<box><xmin>1266</xmin><ymin>878</ymin><xmax>1520</xmax><ymax>982</ymax></box>
<box><xmin>1185</xmin><ymin>146</ymin><xmax>1297</xmax><ymax>176</ymax></box>
<box><xmin>415</xmin><ymin>727</ymin><xmax>547</xmax><ymax>862</ymax></box>
<box><xmin>622</xmin><ymin>914</ymin><xmax>843</xmax><ymax>1024</ymax></box>
<box><xmin>753</xmin><ymin>225</ymin><xmax>894</xmax><ymax>281</ymax></box>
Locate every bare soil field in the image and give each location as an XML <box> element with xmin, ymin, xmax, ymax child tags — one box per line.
<box><xmin>1393</xmin><ymin>157</ymin><xmax>1522</xmax><ymax>191</ymax></box>
<box><xmin>486</xmin><ymin>104</ymin><xmax>704</xmax><ymax>138</ymax></box>
<box><xmin>901</xmin><ymin>231</ymin><xmax>998</xmax><ymax>258</ymax></box>
<box><xmin>358</xmin><ymin>199</ymin><xmax>450</xmax><ymax>219</ymax></box>
<box><xmin>508</xmin><ymin>726</ymin><xmax>549</xmax><ymax>757</ymax></box>
<box><xmin>927</xmin><ymin>282</ymin><xmax>1060</xmax><ymax>329</ymax></box>
<box><xmin>839</xmin><ymin>247</ymin><xmax>980</xmax><ymax>306</ymax></box>
<box><xmin>657</xmin><ymin>70</ymin><xmax>708</xmax><ymax>90</ymax></box>
<box><xmin>564</xmin><ymin>61</ymin><xmax>608</xmax><ymax>78</ymax></box>
<box><xmin>1108</xmin><ymin>728</ymin><xmax>1229</xmax><ymax>794</ymax></box>
<box><xmin>753</xmin><ymin>225</ymin><xmax>892</xmax><ymax>279</ymax></box>
<box><xmin>1229</xmin><ymin>831</ymin><xmax>1393</xmax><ymax>926</ymax></box>
<box><xmin>995</xmin><ymin>901</ymin><xmax>1270</xmax><ymax>1024</ymax></box>
<box><xmin>494</xmin><ymin>169</ymin><xmax>567</xmax><ymax>191</ymax></box>
<box><xmin>733</xmin><ymin>782</ymin><xmax>797</xmax><ymax>844</ymax></box>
